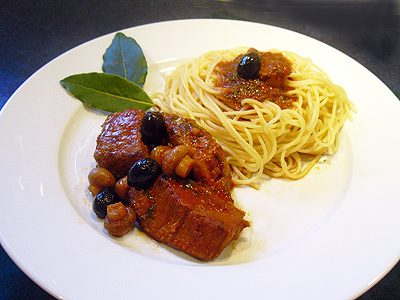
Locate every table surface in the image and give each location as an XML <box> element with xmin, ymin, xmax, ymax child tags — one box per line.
<box><xmin>1</xmin><ymin>1</ymin><xmax>399</xmax><ymax>299</ymax></box>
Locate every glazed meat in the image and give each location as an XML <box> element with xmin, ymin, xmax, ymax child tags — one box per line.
<box><xmin>130</xmin><ymin>176</ymin><xmax>249</xmax><ymax>261</ymax></box>
<box><xmin>163</xmin><ymin>115</ymin><xmax>232</xmax><ymax>195</ymax></box>
<box><xmin>94</xmin><ymin>109</ymin><xmax>249</xmax><ymax>261</ymax></box>
<box><xmin>94</xmin><ymin>109</ymin><xmax>149</xmax><ymax>179</ymax></box>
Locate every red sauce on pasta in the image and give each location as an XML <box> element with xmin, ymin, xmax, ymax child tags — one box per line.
<box><xmin>214</xmin><ymin>49</ymin><xmax>295</xmax><ymax>110</ymax></box>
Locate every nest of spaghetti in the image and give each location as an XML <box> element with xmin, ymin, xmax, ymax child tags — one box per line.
<box><xmin>154</xmin><ymin>47</ymin><xmax>354</xmax><ymax>187</ymax></box>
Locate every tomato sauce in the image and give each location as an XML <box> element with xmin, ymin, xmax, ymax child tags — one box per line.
<box><xmin>214</xmin><ymin>49</ymin><xmax>295</xmax><ymax>110</ymax></box>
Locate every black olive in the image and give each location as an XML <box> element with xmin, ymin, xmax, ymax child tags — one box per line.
<box><xmin>92</xmin><ymin>188</ymin><xmax>118</xmax><ymax>219</ymax></box>
<box><xmin>127</xmin><ymin>158</ymin><xmax>162</xmax><ymax>190</ymax></box>
<box><xmin>237</xmin><ymin>52</ymin><xmax>261</xmax><ymax>79</ymax></box>
<box><xmin>141</xmin><ymin>111</ymin><xmax>167</xmax><ymax>146</ymax></box>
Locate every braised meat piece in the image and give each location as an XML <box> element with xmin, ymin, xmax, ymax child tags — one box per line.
<box><xmin>94</xmin><ymin>109</ymin><xmax>149</xmax><ymax>179</ymax></box>
<box><xmin>94</xmin><ymin>109</ymin><xmax>249</xmax><ymax>261</ymax></box>
<box><xmin>214</xmin><ymin>48</ymin><xmax>293</xmax><ymax>110</ymax></box>
<box><xmin>258</xmin><ymin>51</ymin><xmax>292</xmax><ymax>88</ymax></box>
<box><xmin>163</xmin><ymin>115</ymin><xmax>232</xmax><ymax>195</ymax></box>
<box><xmin>130</xmin><ymin>176</ymin><xmax>249</xmax><ymax>261</ymax></box>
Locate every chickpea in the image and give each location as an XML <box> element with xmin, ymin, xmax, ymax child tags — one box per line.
<box><xmin>162</xmin><ymin>145</ymin><xmax>189</xmax><ymax>176</ymax></box>
<box><xmin>175</xmin><ymin>155</ymin><xmax>194</xmax><ymax>178</ymax></box>
<box><xmin>115</xmin><ymin>176</ymin><xmax>129</xmax><ymax>201</ymax></box>
<box><xmin>150</xmin><ymin>145</ymin><xmax>172</xmax><ymax>165</ymax></box>
<box><xmin>104</xmin><ymin>202</ymin><xmax>136</xmax><ymax>237</ymax></box>
<box><xmin>107</xmin><ymin>202</ymin><xmax>128</xmax><ymax>221</ymax></box>
<box><xmin>88</xmin><ymin>167</ymin><xmax>116</xmax><ymax>188</ymax></box>
<box><xmin>150</xmin><ymin>144</ymin><xmax>194</xmax><ymax>178</ymax></box>
<box><xmin>88</xmin><ymin>184</ymin><xmax>101</xmax><ymax>196</ymax></box>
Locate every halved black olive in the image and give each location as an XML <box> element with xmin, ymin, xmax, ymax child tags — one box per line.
<box><xmin>141</xmin><ymin>111</ymin><xmax>167</xmax><ymax>146</ymax></box>
<box><xmin>127</xmin><ymin>158</ymin><xmax>162</xmax><ymax>190</ymax></box>
<box><xmin>237</xmin><ymin>52</ymin><xmax>261</xmax><ymax>79</ymax></box>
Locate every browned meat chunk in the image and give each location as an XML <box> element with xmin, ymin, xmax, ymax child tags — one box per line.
<box><xmin>130</xmin><ymin>176</ymin><xmax>249</xmax><ymax>261</ymax></box>
<box><xmin>94</xmin><ymin>109</ymin><xmax>249</xmax><ymax>261</ymax></box>
<box><xmin>214</xmin><ymin>48</ymin><xmax>293</xmax><ymax>110</ymax></box>
<box><xmin>94</xmin><ymin>109</ymin><xmax>149</xmax><ymax>179</ymax></box>
<box><xmin>258</xmin><ymin>51</ymin><xmax>292</xmax><ymax>88</ymax></box>
<box><xmin>163</xmin><ymin>115</ymin><xmax>232</xmax><ymax>195</ymax></box>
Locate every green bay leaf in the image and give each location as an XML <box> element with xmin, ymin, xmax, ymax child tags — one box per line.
<box><xmin>60</xmin><ymin>72</ymin><xmax>153</xmax><ymax>112</ymax></box>
<box><xmin>102</xmin><ymin>32</ymin><xmax>147</xmax><ymax>87</ymax></box>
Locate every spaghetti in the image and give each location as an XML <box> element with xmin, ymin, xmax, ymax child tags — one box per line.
<box><xmin>153</xmin><ymin>48</ymin><xmax>353</xmax><ymax>187</ymax></box>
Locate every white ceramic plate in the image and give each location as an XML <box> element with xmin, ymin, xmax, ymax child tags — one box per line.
<box><xmin>1</xmin><ymin>19</ymin><xmax>399</xmax><ymax>300</ymax></box>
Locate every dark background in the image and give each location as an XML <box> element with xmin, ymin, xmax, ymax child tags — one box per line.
<box><xmin>0</xmin><ymin>0</ymin><xmax>399</xmax><ymax>299</ymax></box>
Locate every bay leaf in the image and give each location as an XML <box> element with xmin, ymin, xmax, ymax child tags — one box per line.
<box><xmin>60</xmin><ymin>72</ymin><xmax>153</xmax><ymax>112</ymax></box>
<box><xmin>102</xmin><ymin>32</ymin><xmax>147</xmax><ymax>87</ymax></box>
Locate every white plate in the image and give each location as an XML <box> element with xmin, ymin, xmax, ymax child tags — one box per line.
<box><xmin>1</xmin><ymin>19</ymin><xmax>399</xmax><ymax>300</ymax></box>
